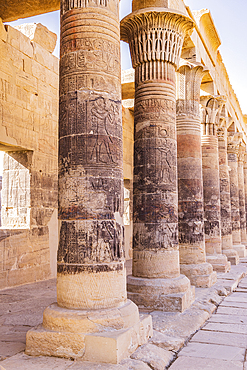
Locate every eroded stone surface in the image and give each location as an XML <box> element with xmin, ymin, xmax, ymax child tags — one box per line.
<box><xmin>130</xmin><ymin>343</ymin><xmax>174</xmax><ymax>370</ymax></box>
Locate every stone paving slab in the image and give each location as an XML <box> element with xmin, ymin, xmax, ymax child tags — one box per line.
<box><xmin>0</xmin><ymin>342</ymin><xmax>25</xmax><ymax>360</ymax></box>
<box><xmin>190</xmin><ymin>330</ymin><xmax>247</xmax><ymax>347</ymax></box>
<box><xmin>169</xmin><ymin>357</ymin><xmax>243</xmax><ymax>370</ymax></box>
<box><xmin>0</xmin><ymin>353</ymin><xmax>152</xmax><ymax>370</ymax></box>
<box><xmin>203</xmin><ymin>322</ymin><xmax>247</xmax><ymax>334</ymax></box>
<box><xmin>220</xmin><ymin>301</ymin><xmax>247</xmax><ymax>308</ymax></box>
<box><xmin>224</xmin><ymin>293</ymin><xmax>247</xmax><ymax>302</ymax></box>
<box><xmin>0</xmin><ymin>353</ymin><xmax>73</xmax><ymax>370</ymax></box>
<box><xmin>208</xmin><ymin>313</ymin><xmax>247</xmax><ymax>324</ymax></box>
<box><xmin>177</xmin><ymin>342</ymin><xmax>245</xmax><ymax>361</ymax></box>
<box><xmin>216</xmin><ymin>306</ymin><xmax>247</xmax><ymax>316</ymax></box>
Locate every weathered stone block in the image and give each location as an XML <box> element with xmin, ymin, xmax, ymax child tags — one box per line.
<box><xmin>15</xmin><ymin>23</ymin><xmax>57</xmax><ymax>53</ymax></box>
<box><xmin>26</xmin><ymin>303</ymin><xmax>152</xmax><ymax>364</ymax></box>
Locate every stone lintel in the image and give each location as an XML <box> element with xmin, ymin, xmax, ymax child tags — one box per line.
<box><xmin>0</xmin><ymin>1</ymin><xmax>59</xmax><ymax>22</ymax></box>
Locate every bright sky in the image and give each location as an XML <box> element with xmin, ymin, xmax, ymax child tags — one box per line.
<box><xmin>6</xmin><ymin>0</ymin><xmax>247</xmax><ymax>113</ymax></box>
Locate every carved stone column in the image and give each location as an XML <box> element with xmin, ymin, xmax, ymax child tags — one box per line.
<box><xmin>176</xmin><ymin>62</ymin><xmax>217</xmax><ymax>287</ymax></box>
<box><xmin>228</xmin><ymin>133</ymin><xmax>246</xmax><ymax>257</ymax></box>
<box><xmin>217</xmin><ymin>117</ymin><xmax>239</xmax><ymax>265</ymax></box>
<box><xmin>26</xmin><ymin>0</ymin><xmax>152</xmax><ymax>363</ymax></box>
<box><xmin>244</xmin><ymin>154</ymin><xmax>247</xmax><ymax>240</ymax></box>
<box><xmin>238</xmin><ymin>142</ymin><xmax>247</xmax><ymax>247</ymax></box>
<box><xmin>201</xmin><ymin>96</ymin><xmax>230</xmax><ymax>273</ymax></box>
<box><xmin>121</xmin><ymin>1</ymin><xmax>195</xmax><ymax>312</ymax></box>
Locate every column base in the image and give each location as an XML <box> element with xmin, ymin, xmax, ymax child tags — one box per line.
<box><xmin>180</xmin><ymin>262</ymin><xmax>217</xmax><ymax>288</ymax></box>
<box><xmin>223</xmin><ymin>249</ymin><xmax>239</xmax><ymax>265</ymax></box>
<box><xmin>206</xmin><ymin>254</ymin><xmax>231</xmax><ymax>273</ymax></box>
<box><xmin>127</xmin><ymin>274</ymin><xmax>195</xmax><ymax>312</ymax></box>
<box><xmin>25</xmin><ymin>300</ymin><xmax>152</xmax><ymax>364</ymax></box>
<box><xmin>233</xmin><ymin>244</ymin><xmax>247</xmax><ymax>258</ymax></box>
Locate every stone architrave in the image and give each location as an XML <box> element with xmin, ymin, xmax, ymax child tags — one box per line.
<box><xmin>201</xmin><ymin>96</ymin><xmax>230</xmax><ymax>273</ymax></box>
<box><xmin>121</xmin><ymin>1</ymin><xmax>195</xmax><ymax>312</ymax></box>
<box><xmin>217</xmin><ymin>115</ymin><xmax>239</xmax><ymax>265</ymax></box>
<box><xmin>227</xmin><ymin>133</ymin><xmax>246</xmax><ymax>257</ymax></box>
<box><xmin>238</xmin><ymin>142</ymin><xmax>247</xmax><ymax>247</ymax></box>
<box><xmin>176</xmin><ymin>61</ymin><xmax>217</xmax><ymax>287</ymax></box>
<box><xmin>244</xmin><ymin>153</ymin><xmax>247</xmax><ymax>240</ymax></box>
<box><xmin>25</xmin><ymin>0</ymin><xmax>152</xmax><ymax>364</ymax></box>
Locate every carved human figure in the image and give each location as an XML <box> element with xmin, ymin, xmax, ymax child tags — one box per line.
<box><xmin>201</xmin><ymin>96</ymin><xmax>230</xmax><ymax>272</ymax></box>
<box><xmin>176</xmin><ymin>62</ymin><xmax>217</xmax><ymax>286</ymax></box>
<box><xmin>121</xmin><ymin>1</ymin><xmax>195</xmax><ymax>311</ymax></box>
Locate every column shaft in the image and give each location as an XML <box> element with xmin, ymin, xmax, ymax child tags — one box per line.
<box><xmin>238</xmin><ymin>145</ymin><xmax>247</xmax><ymax>247</ymax></box>
<box><xmin>228</xmin><ymin>134</ymin><xmax>246</xmax><ymax>257</ymax></box>
<box><xmin>217</xmin><ymin>124</ymin><xmax>239</xmax><ymax>264</ymax></box>
<box><xmin>57</xmin><ymin>2</ymin><xmax>125</xmax><ymax>309</ymax></box>
<box><xmin>244</xmin><ymin>155</ymin><xmax>247</xmax><ymax>240</ymax></box>
<box><xmin>201</xmin><ymin>96</ymin><xmax>230</xmax><ymax>273</ymax></box>
<box><xmin>176</xmin><ymin>63</ymin><xmax>216</xmax><ymax>287</ymax></box>
<box><xmin>121</xmin><ymin>6</ymin><xmax>195</xmax><ymax>312</ymax></box>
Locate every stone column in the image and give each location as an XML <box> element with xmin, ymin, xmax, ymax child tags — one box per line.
<box><xmin>176</xmin><ymin>62</ymin><xmax>217</xmax><ymax>287</ymax></box>
<box><xmin>238</xmin><ymin>142</ymin><xmax>247</xmax><ymax>247</ymax></box>
<box><xmin>201</xmin><ymin>96</ymin><xmax>230</xmax><ymax>273</ymax></box>
<box><xmin>121</xmin><ymin>1</ymin><xmax>195</xmax><ymax>312</ymax></box>
<box><xmin>227</xmin><ymin>133</ymin><xmax>246</xmax><ymax>257</ymax></box>
<box><xmin>26</xmin><ymin>0</ymin><xmax>152</xmax><ymax>363</ymax></box>
<box><xmin>244</xmin><ymin>154</ymin><xmax>247</xmax><ymax>241</ymax></box>
<box><xmin>217</xmin><ymin>117</ymin><xmax>239</xmax><ymax>265</ymax></box>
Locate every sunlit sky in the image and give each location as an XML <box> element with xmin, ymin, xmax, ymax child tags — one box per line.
<box><xmin>4</xmin><ymin>0</ymin><xmax>247</xmax><ymax>115</ymax></box>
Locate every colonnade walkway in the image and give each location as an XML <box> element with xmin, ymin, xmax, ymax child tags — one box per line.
<box><xmin>1</xmin><ymin>259</ymin><xmax>247</xmax><ymax>369</ymax></box>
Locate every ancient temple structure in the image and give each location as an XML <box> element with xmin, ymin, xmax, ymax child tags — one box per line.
<box><xmin>0</xmin><ymin>0</ymin><xmax>247</xmax><ymax>365</ymax></box>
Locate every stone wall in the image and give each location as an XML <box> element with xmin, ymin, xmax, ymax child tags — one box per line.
<box><xmin>0</xmin><ymin>21</ymin><xmax>59</xmax><ymax>289</ymax></box>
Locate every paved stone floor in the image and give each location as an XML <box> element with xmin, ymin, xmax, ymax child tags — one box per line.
<box><xmin>1</xmin><ymin>259</ymin><xmax>247</xmax><ymax>369</ymax></box>
<box><xmin>169</xmin><ymin>271</ymin><xmax>247</xmax><ymax>370</ymax></box>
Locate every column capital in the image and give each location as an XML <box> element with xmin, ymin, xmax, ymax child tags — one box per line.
<box><xmin>200</xmin><ymin>95</ymin><xmax>226</xmax><ymax>125</ymax></box>
<box><xmin>244</xmin><ymin>153</ymin><xmax>247</xmax><ymax>169</ymax></box>
<box><xmin>176</xmin><ymin>61</ymin><xmax>208</xmax><ymax>118</ymax></box>
<box><xmin>238</xmin><ymin>141</ymin><xmax>246</xmax><ymax>163</ymax></box>
<box><xmin>217</xmin><ymin>104</ymin><xmax>228</xmax><ymax>140</ymax></box>
<box><xmin>121</xmin><ymin>8</ymin><xmax>194</xmax><ymax>71</ymax></box>
<box><xmin>227</xmin><ymin>133</ymin><xmax>243</xmax><ymax>154</ymax></box>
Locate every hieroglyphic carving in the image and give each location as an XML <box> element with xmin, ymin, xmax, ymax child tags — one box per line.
<box><xmin>60</xmin><ymin>38</ymin><xmax>120</xmax><ymax>59</ymax></box>
<box><xmin>57</xmin><ymin>220</ymin><xmax>124</xmax><ymax>266</ymax></box>
<box><xmin>1</xmin><ymin>153</ymin><xmax>30</xmax><ymax>229</ymax></box>
<box><xmin>60</xmin><ymin>49</ymin><xmax>120</xmax><ymax>78</ymax></box>
<box><xmin>59</xmin><ymin>95</ymin><xmax>122</xmax><ymax>174</ymax></box>
<box><xmin>135</xmin><ymin>98</ymin><xmax>176</xmax><ymax>123</ymax></box>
